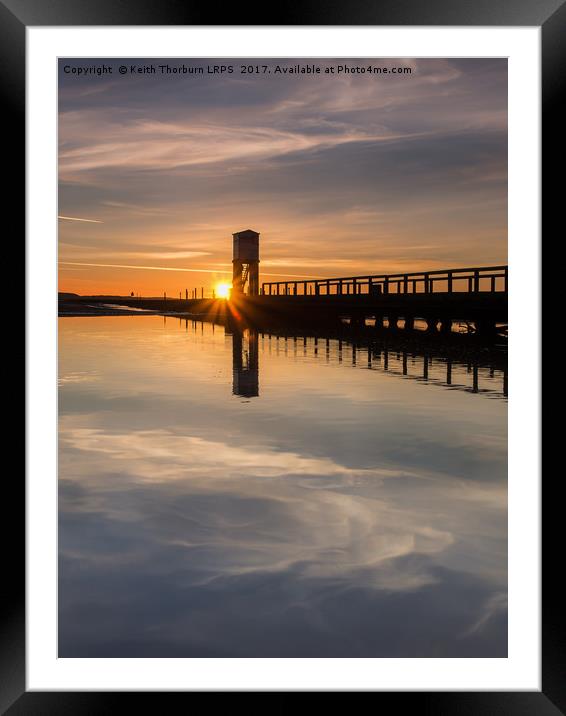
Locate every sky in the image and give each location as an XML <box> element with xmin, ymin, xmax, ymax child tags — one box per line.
<box><xmin>58</xmin><ymin>58</ymin><xmax>507</xmax><ymax>296</ymax></box>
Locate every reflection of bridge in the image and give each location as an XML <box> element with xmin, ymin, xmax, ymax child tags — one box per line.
<box><xmin>176</xmin><ymin>317</ymin><xmax>507</xmax><ymax>401</ymax></box>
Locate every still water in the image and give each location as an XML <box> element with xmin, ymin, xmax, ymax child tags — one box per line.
<box><xmin>58</xmin><ymin>315</ymin><xmax>507</xmax><ymax>657</ymax></box>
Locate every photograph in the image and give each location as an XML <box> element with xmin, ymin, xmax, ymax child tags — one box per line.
<box><xmin>57</xmin><ymin>57</ymin><xmax>509</xmax><ymax>659</ymax></box>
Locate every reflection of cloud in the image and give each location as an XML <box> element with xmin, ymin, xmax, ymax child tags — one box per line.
<box><xmin>58</xmin><ymin>416</ymin><xmax>507</xmax><ymax>656</ymax></box>
<box><xmin>57</xmin><ymin>313</ymin><xmax>507</xmax><ymax>657</ymax></box>
<box><xmin>58</xmin><ymin>422</ymin><xmax>506</xmax><ymax>597</ymax></box>
<box><xmin>461</xmin><ymin>592</ymin><xmax>508</xmax><ymax>637</ymax></box>
<box><xmin>60</xmin><ymin>425</ymin><xmax>404</xmax><ymax>481</ymax></box>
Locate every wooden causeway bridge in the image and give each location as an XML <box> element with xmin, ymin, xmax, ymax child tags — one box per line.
<box><xmin>60</xmin><ymin>229</ymin><xmax>507</xmax><ymax>337</ymax></box>
<box><xmin>255</xmin><ymin>265</ymin><xmax>507</xmax><ymax>336</ymax></box>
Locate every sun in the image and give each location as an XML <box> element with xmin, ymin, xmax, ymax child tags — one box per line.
<box><xmin>215</xmin><ymin>282</ymin><xmax>231</xmax><ymax>299</ymax></box>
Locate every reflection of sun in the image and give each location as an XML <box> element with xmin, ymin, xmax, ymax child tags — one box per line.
<box><xmin>215</xmin><ymin>282</ymin><xmax>231</xmax><ymax>299</ymax></box>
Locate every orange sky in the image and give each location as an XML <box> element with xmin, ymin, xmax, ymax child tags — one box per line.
<box><xmin>58</xmin><ymin>58</ymin><xmax>507</xmax><ymax>297</ymax></box>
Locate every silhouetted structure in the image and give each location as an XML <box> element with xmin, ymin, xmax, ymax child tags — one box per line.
<box><xmin>232</xmin><ymin>229</ymin><xmax>260</xmax><ymax>296</ymax></box>
<box><xmin>261</xmin><ymin>266</ymin><xmax>507</xmax><ymax>297</ymax></box>
<box><xmin>258</xmin><ymin>265</ymin><xmax>507</xmax><ymax>336</ymax></box>
<box><xmin>231</xmin><ymin>327</ymin><xmax>259</xmax><ymax>397</ymax></box>
<box><xmin>61</xmin><ymin>227</ymin><xmax>507</xmax><ymax>337</ymax></box>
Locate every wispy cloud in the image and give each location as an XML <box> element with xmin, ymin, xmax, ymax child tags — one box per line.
<box><xmin>58</xmin><ymin>261</ymin><xmax>320</xmax><ymax>279</ymax></box>
<box><xmin>59</xmin><ymin>260</ymin><xmax>229</xmax><ymax>275</ymax></box>
<box><xmin>58</xmin><ymin>58</ymin><xmax>507</xmax><ymax>294</ymax></box>
<box><xmin>123</xmin><ymin>251</ymin><xmax>211</xmax><ymax>260</ymax></box>
<box><xmin>59</xmin><ymin>423</ymin><xmax>454</xmax><ymax>587</ymax></box>
<box><xmin>59</xmin><ymin>118</ymin><xmax>422</xmax><ymax>176</ymax></box>
<box><xmin>59</xmin><ymin>215</ymin><xmax>103</xmax><ymax>223</ymax></box>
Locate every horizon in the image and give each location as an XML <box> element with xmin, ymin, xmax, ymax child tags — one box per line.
<box><xmin>58</xmin><ymin>58</ymin><xmax>507</xmax><ymax>296</ymax></box>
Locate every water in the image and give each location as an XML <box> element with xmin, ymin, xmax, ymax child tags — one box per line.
<box><xmin>58</xmin><ymin>315</ymin><xmax>507</xmax><ymax>657</ymax></box>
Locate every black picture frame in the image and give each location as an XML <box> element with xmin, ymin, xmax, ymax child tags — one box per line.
<box><xmin>7</xmin><ymin>0</ymin><xmax>550</xmax><ymax>710</ymax></box>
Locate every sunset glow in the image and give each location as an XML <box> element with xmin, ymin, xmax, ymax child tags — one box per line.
<box><xmin>58</xmin><ymin>58</ymin><xmax>507</xmax><ymax>297</ymax></box>
<box><xmin>215</xmin><ymin>282</ymin><xmax>231</xmax><ymax>299</ymax></box>
<box><xmin>57</xmin><ymin>56</ymin><xmax>509</xmax><ymax>661</ymax></box>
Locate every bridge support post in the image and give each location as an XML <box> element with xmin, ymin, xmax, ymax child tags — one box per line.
<box><xmin>475</xmin><ymin>319</ymin><xmax>497</xmax><ymax>338</ymax></box>
<box><xmin>404</xmin><ymin>316</ymin><xmax>415</xmax><ymax>331</ymax></box>
<box><xmin>426</xmin><ymin>318</ymin><xmax>439</xmax><ymax>333</ymax></box>
<box><xmin>440</xmin><ymin>319</ymin><xmax>453</xmax><ymax>334</ymax></box>
<box><xmin>388</xmin><ymin>315</ymin><xmax>398</xmax><ymax>330</ymax></box>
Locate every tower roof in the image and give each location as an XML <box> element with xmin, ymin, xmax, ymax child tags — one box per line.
<box><xmin>233</xmin><ymin>229</ymin><xmax>259</xmax><ymax>238</ymax></box>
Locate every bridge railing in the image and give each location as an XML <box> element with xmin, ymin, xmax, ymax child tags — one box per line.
<box><xmin>261</xmin><ymin>265</ymin><xmax>508</xmax><ymax>297</ymax></box>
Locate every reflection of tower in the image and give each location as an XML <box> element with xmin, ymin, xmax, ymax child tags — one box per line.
<box><xmin>232</xmin><ymin>229</ymin><xmax>260</xmax><ymax>296</ymax></box>
<box><xmin>232</xmin><ymin>328</ymin><xmax>259</xmax><ymax>397</ymax></box>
